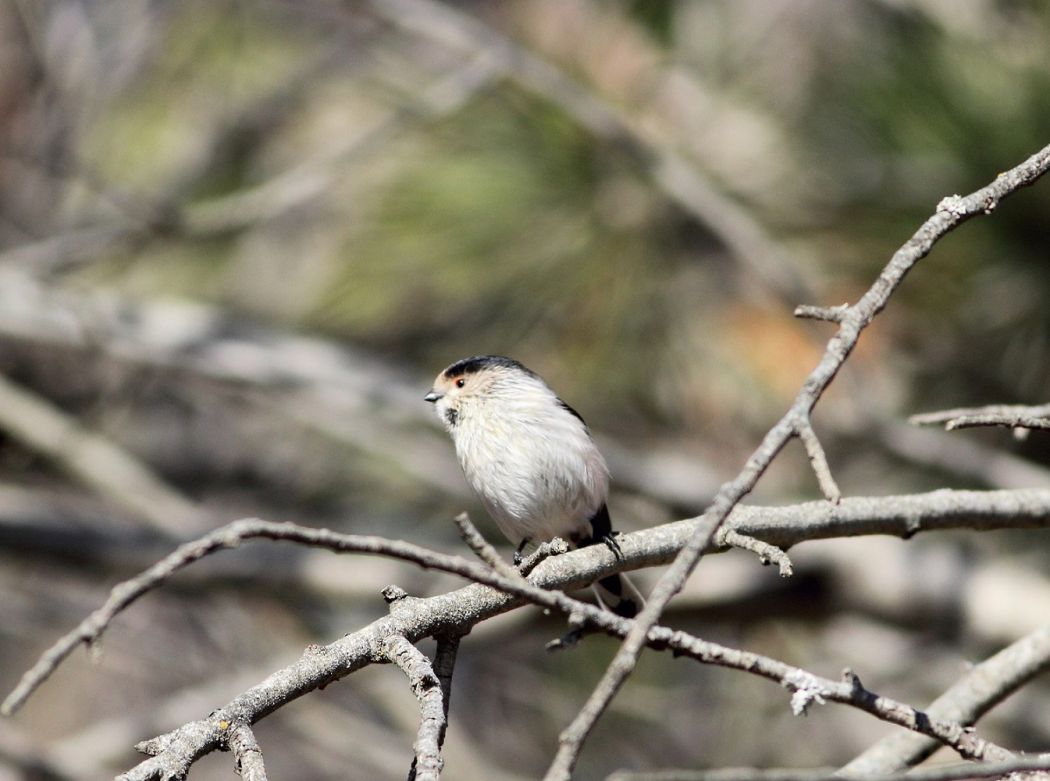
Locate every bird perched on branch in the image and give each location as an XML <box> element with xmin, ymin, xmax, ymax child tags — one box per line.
<box><xmin>425</xmin><ymin>355</ymin><xmax>643</xmax><ymax>618</ymax></box>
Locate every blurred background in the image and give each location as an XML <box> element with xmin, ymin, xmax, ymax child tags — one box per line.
<box><xmin>1</xmin><ymin>1</ymin><xmax>1050</xmax><ymax>778</ymax></box>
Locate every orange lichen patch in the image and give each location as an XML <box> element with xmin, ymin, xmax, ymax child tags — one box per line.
<box><xmin>724</xmin><ymin>303</ymin><xmax>860</xmax><ymax>401</ymax></box>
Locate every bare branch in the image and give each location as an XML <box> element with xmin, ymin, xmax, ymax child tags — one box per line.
<box><xmin>113</xmin><ymin>555</ymin><xmax>1016</xmax><ymax>780</ymax></box>
<box><xmin>385</xmin><ymin>636</ymin><xmax>446</xmax><ymax>781</ymax></box>
<box><xmin>453</xmin><ymin>512</ymin><xmax>523</xmax><ymax>581</ymax></box>
<box><xmin>518</xmin><ymin>537</ymin><xmax>571</xmax><ymax>576</ymax></box>
<box><xmin>647</xmin><ymin>645</ymin><xmax>1012</xmax><ymax>763</ymax></box>
<box><xmin>432</xmin><ymin>634</ymin><xmax>462</xmax><ymax>755</ymax></box>
<box><xmin>607</xmin><ymin>756</ymin><xmax>1050</xmax><ymax>781</ymax></box>
<box><xmin>717</xmin><ymin>529</ymin><xmax>793</xmax><ymax>577</ymax></box>
<box><xmin>910</xmin><ymin>403</ymin><xmax>1050</xmax><ymax>433</ymax></box>
<box><xmin>840</xmin><ymin>624</ymin><xmax>1050</xmax><ymax>776</ymax></box>
<box><xmin>796</xmin><ymin>418</ymin><xmax>842</xmax><ymax>503</ymax></box>
<box><xmin>794</xmin><ymin>303</ymin><xmax>850</xmax><ymax>323</ymax></box>
<box><xmin>0</xmin><ymin>372</ymin><xmax>206</xmax><ymax>534</ymax></box>
<box><xmin>546</xmin><ymin>141</ymin><xmax>1050</xmax><ymax>781</ymax></box>
<box><xmin>228</xmin><ymin>723</ymin><xmax>268</xmax><ymax>781</ymax></box>
<box><xmin>0</xmin><ymin>517</ymin><xmax>593</xmax><ymax>717</ymax></box>
<box><xmin>10</xmin><ymin>486</ymin><xmax>1050</xmax><ymax>719</ymax></box>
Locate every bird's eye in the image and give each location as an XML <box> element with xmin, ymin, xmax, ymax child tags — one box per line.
<box><xmin>455</xmin><ymin>378</ymin><xmax>466</xmax><ymax>388</ymax></box>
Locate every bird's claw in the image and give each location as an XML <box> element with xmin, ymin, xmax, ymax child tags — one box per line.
<box><xmin>601</xmin><ymin>532</ymin><xmax>624</xmax><ymax>560</ymax></box>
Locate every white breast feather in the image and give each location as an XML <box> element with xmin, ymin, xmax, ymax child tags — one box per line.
<box><xmin>453</xmin><ymin>378</ymin><xmax>608</xmax><ymax>546</ymax></box>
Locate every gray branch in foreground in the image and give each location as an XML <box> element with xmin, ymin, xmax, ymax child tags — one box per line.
<box><xmin>8</xmin><ymin>486</ymin><xmax>1050</xmax><ymax>724</ymax></box>
<box><xmin>606</xmin><ymin>756</ymin><xmax>1050</xmax><ymax>781</ymax></box>
<box><xmin>6</xmin><ymin>487</ymin><xmax>1043</xmax><ymax>778</ymax></box>
<box><xmin>839</xmin><ymin>624</ymin><xmax>1050</xmax><ymax>776</ymax></box>
<box><xmin>546</xmin><ymin>141</ymin><xmax>1050</xmax><ymax>780</ymax></box>
<box><xmin>384</xmin><ymin>635</ymin><xmax>446</xmax><ymax>781</ymax></box>
<box><xmin>910</xmin><ymin>403</ymin><xmax>1050</xmax><ymax>433</ymax></box>
<box><xmin>111</xmin><ymin>523</ymin><xmax>1015</xmax><ymax>781</ymax></box>
<box><xmin>228</xmin><ymin>723</ymin><xmax>267</xmax><ymax>781</ymax></box>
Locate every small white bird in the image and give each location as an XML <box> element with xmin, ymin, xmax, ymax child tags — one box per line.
<box><xmin>425</xmin><ymin>355</ymin><xmax>643</xmax><ymax>618</ymax></box>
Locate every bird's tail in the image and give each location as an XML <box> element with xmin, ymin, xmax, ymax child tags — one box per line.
<box><xmin>593</xmin><ymin>572</ymin><xmax>645</xmax><ymax>619</ymax></box>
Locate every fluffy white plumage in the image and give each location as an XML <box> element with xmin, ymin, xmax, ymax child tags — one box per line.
<box><xmin>426</xmin><ymin>355</ymin><xmax>642</xmax><ymax>618</ymax></box>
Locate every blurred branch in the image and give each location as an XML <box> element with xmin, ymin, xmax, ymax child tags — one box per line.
<box><xmin>0</xmin><ymin>271</ymin><xmax>723</xmax><ymax>506</ymax></box>
<box><xmin>0</xmin><ymin>43</ymin><xmax>499</xmax><ymax>275</ymax></box>
<box><xmin>548</xmin><ymin>141</ymin><xmax>1050</xmax><ymax>781</ymax></box>
<box><xmin>182</xmin><ymin>51</ymin><xmax>501</xmax><ymax>235</ymax></box>
<box><xmin>365</xmin><ymin>0</ymin><xmax>813</xmax><ymax>304</ymax></box>
<box><xmin>0</xmin><ymin>371</ymin><xmax>206</xmax><ymax>534</ymax></box>
<box><xmin>0</xmin><ymin>48</ymin><xmax>346</xmax><ymax>274</ymax></box>
<box><xmin>911</xmin><ymin>403</ymin><xmax>1050</xmax><ymax>432</ymax></box>
<box><xmin>0</xmin><ymin>721</ymin><xmax>76</xmax><ymax>781</ymax></box>
<box><xmin>840</xmin><ymin>624</ymin><xmax>1050</xmax><ymax>776</ymax></box>
<box><xmin>608</xmin><ymin>756</ymin><xmax>1050</xmax><ymax>781</ymax></box>
<box><xmin>878</xmin><ymin>421</ymin><xmax>1050</xmax><ymax>488</ymax></box>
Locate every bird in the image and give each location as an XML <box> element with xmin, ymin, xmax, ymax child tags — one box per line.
<box><xmin>425</xmin><ymin>354</ymin><xmax>643</xmax><ymax>618</ymax></box>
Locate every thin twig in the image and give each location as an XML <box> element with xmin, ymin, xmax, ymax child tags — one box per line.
<box><xmin>607</xmin><ymin>756</ymin><xmax>1050</xmax><ymax>781</ymax></box>
<box><xmin>910</xmin><ymin>404</ymin><xmax>1050</xmax><ymax>433</ymax></box>
<box><xmin>227</xmin><ymin>723</ymin><xmax>268</xmax><ymax>781</ymax></box>
<box><xmin>183</xmin><ymin>53</ymin><xmax>501</xmax><ymax>236</ymax></box>
<box><xmin>796</xmin><ymin>418</ymin><xmax>842</xmax><ymax>503</ymax></box>
<box><xmin>518</xmin><ymin>538</ymin><xmax>571</xmax><ymax>577</ymax></box>
<box><xmin>879</xmin><ymin>421</ymin><xmax>1050</xmax><ymax>489</ymax></box>
<box><xmin>544</xmin><ymin>141</ymin><xmax>1050</xmax><ymax>780</ymax></box>
<box><xmin>385</xmin><ymin>635</ymin><xmax>446</xmax><ymax>781</ymax></box>
<box><xmin>946</xmin><ymin>415</ymin><xmax>1050</xmax><ymax>432</ymax></box>
<box><xmin>840</xmin><ymin>625</ymin><xmax>1050</xmax><ymax>776</ymax></box>
<box><xmin>717</xmin><ymin>529</ymin><xmax>793</xmax><ymax>576</ymax></box>
<box><xmin>453</xmin><ymin>512</ymin><xmax>523</xmax><ymax>580</ymax></box>
<box><xmin>794</xmin><ymin>304</ymin><xmax>850</xmax><ymax>323</ymax></box>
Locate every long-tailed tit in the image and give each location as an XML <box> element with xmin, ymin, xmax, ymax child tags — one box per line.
<box><xmin>425</xmin><ymin>355</ymin><xmax>643</xmax><ymax>618</ymax></box>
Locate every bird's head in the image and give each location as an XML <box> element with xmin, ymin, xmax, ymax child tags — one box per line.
<box><xmin>425</xmin><ymin>355</ymin><xmax>537</xmax><ymax>430</ymax></box>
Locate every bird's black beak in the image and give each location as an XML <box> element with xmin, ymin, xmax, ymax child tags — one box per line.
<box><xmin>424</xmin><ymin>391</ymin><xmax>441</xmax><ymax>403</ymax></box>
